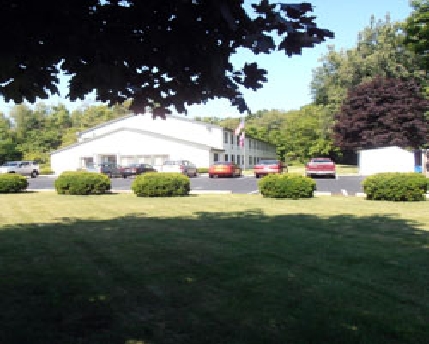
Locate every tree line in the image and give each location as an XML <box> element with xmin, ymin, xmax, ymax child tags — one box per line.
<box><xmin>0</xmin><ymin>101</ymin><xmax>132</xmax><ymax>166</ymax></box>
<box><xmin>198</xmin><ymin>5</ymin><xmax>429</xmax><ymax>164</ymax></box>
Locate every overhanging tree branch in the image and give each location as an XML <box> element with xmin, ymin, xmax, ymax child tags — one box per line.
<box><xmin>0</xmin><ymin>0</ymin><xmax>334</xmax><ymax>116</ymax></box>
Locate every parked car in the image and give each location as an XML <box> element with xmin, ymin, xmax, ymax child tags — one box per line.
<box><xmin>0</xmin><ymin>160</ymin><xmax>40</xmax><ymax>178</ymax></box>
<box><xmin>160</xmin><ymin>160</ymin><xmax>198</xmax><ymax>177</ymax></box>
<box><xmin>85</xmin><ymin>163</ymin><xmax>121</xmax><ymax>178</ymax></box>
<box><xmin>120</xmin><ymin>163</ymin><xmax>157</xmax><ymax>178</ymax></box>
<box><xmin>305</xmin><ymin>157</ymin><xmax>336</xmax><ymax>178</ymax></box>
<box><xmin>254</xmin><ymin>159</ymin><xmax>287</xmax><ymax>178</ymax></box>
<box><xmin>208</xmin><ymin>162</ymin><xmax>242</xmax><ymax>178</ymax></box>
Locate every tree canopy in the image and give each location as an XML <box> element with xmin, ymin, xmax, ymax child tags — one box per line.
<box><xmin>333</xmin><ymin>77</ymin><xmax>429</xmax><ymax>150</ymax></box>
<box><xmin>311</xmin><ymin>15</ymin><xmax>425</xmax><ymax>111</ymax></box>
<box><xmin>404</xmin><ymin>0</ymin><xmax>429</xmax><ymax>71</ymax></box>
<box><xmin>0</xmin><ymin>0</ymin><xmax>333</xmax><ymax>116</ymax></box>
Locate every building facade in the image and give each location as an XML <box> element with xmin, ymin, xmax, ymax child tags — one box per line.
<box><xmin>50</xmin><ymin>114</ymin><xmax>277</xmax><ymax>174</ymax></box>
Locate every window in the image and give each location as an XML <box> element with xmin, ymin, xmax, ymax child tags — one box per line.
<box><xmin>232</xmin><ymin>155</ymin><xmax>235</xmax><ymax>163</ymax></box>
<box><xmin>82</xmin><ymin>157</ymin><xmax>94</xmax><ymax>169</ymax></box>
<box><xmin>241</xmin><ymin>155</ymin><xmax>244</xmax><ymax>164</ymax></box>
<box><xmin>249</xmin><ymin>156</ymin><xmax>252</xmax><ymax>165</ymax></box>
<box><xmin>230</xmin><ymin>134</ymin><xmax>234</xmax><ymax>145</ymax></box>
<box><xmin>249</xmin><ymin>139</ymin><xmax>252</xmax><ymax>149</ymax></box>
<box><xmin>214</xmin><ymin>153</ymin><xmax>219</xmax><ymax>162</ymax></box>
<box><xmin>224</xmin><ymin>154</ymin><xmax>228</xmax><ymax>162</ymax></box>
<box><xmin>224</xmin><ymin>132</ymin><xmax>228</xmax><ymax>144</ymax></box>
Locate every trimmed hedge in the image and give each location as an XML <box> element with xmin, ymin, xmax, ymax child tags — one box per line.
<box><xmin>131</xmin><ymin>172</ymin><xmax>190</xmax><ymax>197</ymax></box>
<box><xmin>54</xmin><ymin>171</ymin><xmax>111</xmax><ymax>195</ymax></box>
<box><xmin>258</xmin><ymin>173</ymin><xmax>316</xmax><ymax>199</ymax></box>
<box><xmin>0</xmin><ymin>174</ymin><xmax>28</xmax><ymax>193</ymax></box>
<box><xmin>362</xmin><ymin>172</ymin><xmax>428</xmax><ymax>201</ymax></box>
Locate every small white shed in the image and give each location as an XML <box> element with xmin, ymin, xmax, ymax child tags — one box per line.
<box><xmin>358</xmin><ymin>146</ymin><xmax>415</xmax><ymax>176</ymax></box>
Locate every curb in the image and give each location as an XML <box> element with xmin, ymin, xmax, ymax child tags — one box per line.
<box><xmin>190</xmin><ymin>190</ymin><xmax>232</xmax><ymax>195</ymax></box>
<box><xmin>24</xmin><ymin>189</ymin><xmax>429</xmax><ymax>198</ymax></box>
<box><xmin>314</xmin><ymin>191</ymin><xmax>332</xmax><ymax>196</ymax></box>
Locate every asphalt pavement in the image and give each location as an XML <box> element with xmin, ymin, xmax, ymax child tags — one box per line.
<box><xmin>27</xmin><ymin>174</ymin><xmax>367</xmax><ymax>196</ymax></box>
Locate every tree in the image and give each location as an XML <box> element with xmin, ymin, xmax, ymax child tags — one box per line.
<box><xmin>0</xmin><ymin>113</ymin><xmax>20</xmax><ymax>164</ymax></box>
<box><xmin>404</xmin><ymin>0</ymin><xmax>429</xmax><ymax>71</ymax></box>
<box><xmin>333</xmin><ymin>77</ymin><xmax>429</xmax><ymax>150</ymax></box>
<box><xmin>0</xmin><ymin>1</ymin><xmax>333</xmax><ymax>116</ymax></box>
<box><xmin>310</xmin><ymin>15</ymin><xmax>426</xmax><ymax>161</ymax></box>
<box><xmin>311</xmin><ymin>16</ymin><xmax>425</xmax><ymax>111</ymax></box>
<box><xmin>281</xmin><ymin>105</ymin><xmax>339</xmax><ymax>162</ymax></box>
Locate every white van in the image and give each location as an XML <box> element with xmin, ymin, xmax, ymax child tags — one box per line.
<box><xmin>0</xmin><ymin>161</ymin><xmax>40</xmax><ymax>178</ymax></box>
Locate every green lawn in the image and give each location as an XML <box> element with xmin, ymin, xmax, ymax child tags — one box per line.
<box><xmin>1</xmin><ymin>193</ymin><xmax>428</xmax><ymax>344</ymax></box>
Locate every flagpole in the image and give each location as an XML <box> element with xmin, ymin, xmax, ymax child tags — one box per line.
<box><xmin>236</xmin><ymin>118</ymin><xmax>246</xmax><ymax>170</ymax></box>
<box><xmin>243</xmin><ymin>132</ymin><xmax>246</xmax><ymax>170</ymax></box>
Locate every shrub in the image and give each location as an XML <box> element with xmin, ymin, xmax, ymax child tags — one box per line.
<box><xmin>0</xmin><ymin>174</ymin><xmax>28</xmax><ymax>193</ymax></box>
<box><xmin>258</xmin><ymin>173</ymin><xmax>316</xmax><ymax>199</ymax></box>
<box><xmin>362</xmin><ymin>172</ymin><xmax>427</xmax><ymax>201</ymax></box>
<box><xmin>132</xmin><ymin>172</ymin><xmax>190</xmax><ymax>197</ymax></box>
<box><xmin>54</xmin><ymin>171</ymin><xmax>111</xmax><ymax>195</ymax></box>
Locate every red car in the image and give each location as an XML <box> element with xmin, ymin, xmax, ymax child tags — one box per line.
<box><xmin>254</xmin><ymin>159</ymin><xmax>287</xmax><ymax>178</ymax></box>
<box><xmin>305</xmin><ymin>158</ymin><xmax>336</xmax><ymax>179</ymax></box>
<box><xmin>209</xmin><ymin>162</ymin><xmax>242</xmax><ymax>178</ymax></box>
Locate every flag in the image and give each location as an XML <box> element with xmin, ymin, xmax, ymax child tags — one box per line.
<box><xmin>234</xmin><ymin>118</ymin><xmax>244</xmax><ymax>136</ymax></box>
<box><xmin>239</xmin><ymin>131</ymin><xmax>245</xmax><ymax>147</ymax></box>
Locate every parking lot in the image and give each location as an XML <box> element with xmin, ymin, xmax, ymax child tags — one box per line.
<box><xmin>27</xmin><ymin>174</ymin><xmax>367</xmax><ymax>195</ymax></box>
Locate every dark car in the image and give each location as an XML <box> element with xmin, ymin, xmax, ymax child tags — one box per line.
<box><xmin>85</xmin><ymin>163</ymin><xmax>121</xmax><ymax>178</ymax></box>
<box><xmin>254</xmin><ymin>159</ymin><xmax>287</xmax><ymax>178</ymax></box>
<box><xmin>208</xmin><ymin>162</ymin><xmax>242</xmax><ymax>178</ymax></box>
<box><xmin>120</xmin><ymin>163</ymin><xmax>157</xmax><ymax>178</ymax></box>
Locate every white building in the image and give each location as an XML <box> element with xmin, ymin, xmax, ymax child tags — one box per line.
<box><xmin>50</xmin><ymin>113</ymin><xmax>277</xmax><ymax>174</ymax></box>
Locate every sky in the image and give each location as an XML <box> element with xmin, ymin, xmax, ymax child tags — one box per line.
<box><xmin>0</xmin><ymin>0</ymin><xmax>413</xmax><ymax>118</ymax></box>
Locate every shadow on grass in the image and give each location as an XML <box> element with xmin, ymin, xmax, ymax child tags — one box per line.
<box><xmin>1</xmin><ymin>211</ymin><xmax>428</xmax><ymax>344</ymax></box>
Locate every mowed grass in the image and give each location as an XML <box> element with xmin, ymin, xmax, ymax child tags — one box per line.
<box><xmin>1</xmin><ymin>192</ymin><xmax>428</xmax><ymax>344</ymax></box>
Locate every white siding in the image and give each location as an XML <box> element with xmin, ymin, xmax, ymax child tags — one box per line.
<box><xmin>51</xmin><ymin>114</ymin><xmax>277</xmax><ymax>173</ymax></box>
<box><xmin>358</xmin><ymin>147</ymin><xmax>415</xmax><ymax>175</ymax></box>
<box><xmin>221</xmin><ymin>135</ymin><xmax>276</xmax><ymax>168</ymax></box>
<box><xmin>51</xmin><ymin>129</ymin><xmax>210</xmax><ymax>174</ymax></box>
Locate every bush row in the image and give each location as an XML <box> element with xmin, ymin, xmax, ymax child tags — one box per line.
<box><xmin>362</xmin><ymin>172</ymin><xmax>428</xmax><ymax>201</ymax></box>
<box><xmin>3</xmin><ymin>171</ymin><xmax>428</xmax><ymax>201</ymax></box>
